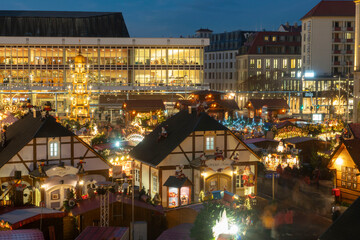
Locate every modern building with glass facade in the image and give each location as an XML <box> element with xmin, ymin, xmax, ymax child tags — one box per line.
<box><xmin>0</xmin><ymin>11</ymin><xmax>209</xmax><ymax>113</ymax></box>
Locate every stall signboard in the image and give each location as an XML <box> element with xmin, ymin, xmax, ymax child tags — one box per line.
<box><xmin>205</xmin><ymin>159</ymin><xmax>233</xmax><ymax>172</ymax></box>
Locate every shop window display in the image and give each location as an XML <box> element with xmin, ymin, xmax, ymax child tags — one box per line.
<box><xmin>168</xmin><ymin>187</ymin><xmax>179</xmax><ymax>208</ymax></box>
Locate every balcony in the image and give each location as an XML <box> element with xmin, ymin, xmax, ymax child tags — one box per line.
<box><xmin>333</xmin><ymin>27</ymin><xmax>342</xmax><ymax>31</ymax></box>
<box><xmin>333</xmin><ymin>61</ymin><xmax>340</xmax><ymax>65</ymax></box>
<box><xmin>347</xmin><ymin>27</ymin><xmax>354</xmax><ymax>31</ymax></box>
<box><xmin>333</xmin><ymin>50</ymin><xmax>341</xmax><ymax>54</ymax></box>
<box><xmin>346</xmin><ymin>39</ymin><xmax>353</xmax><ymax>43</ymax></box>
<box><xmin>333</xmin><ymin>38</ymin><xmax>341</xmax><ymax>42</ymax></box>
<box><xmin>346</xmin><ymin>50</ymin><xmax>353</xmax><ymax>54</ymax></box>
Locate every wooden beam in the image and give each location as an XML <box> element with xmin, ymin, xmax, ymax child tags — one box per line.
<box><xmin>140</xmin><ymin>162</ymin><xmax>142</xmax><ymax>189</ymax></box>
<box><xmin>170</xmin><ymin>149</ymin><xmax>248</xmax><ymax>155</ymax></box>
<box><xmin>16</xmin><ymin>153</ymin><xmax>31</xmax><ymax>172</ymax></box>
<box><xmin>192</xmin><ymin>132</ymin><xmax>195</xmax><ymax>160</ymax></box>
<box><xmin>71</xmin><ymin>136</ymin><xmax>74</xmax><ymax>166</ymax></box>
<box><xmin>224</xmin><ymin>130</ymin><xmax>228</xmax><ymax>158</ymax></box>
<box><xmin>149</xmin><ymin>166</ymin><xmax>151</xmax><ymax>193</ymax></box>
<box><xmin>83</xmin><ymin>148</ymin><xmax>90</xmax><ymax>159</ymax></box>
<box><xmin>178</xmin><ymin>145</ymin><xmax>190</xmax><ymax>163</ymax></box>
<box><xmin>159</xmin><ymin>169</ymin><xmax>162</xmax><ymax>203</ymax></box>
<box><xmin>5</xmin><ymin>156</ymin><xmax>102</xmax><ymax>164</ymax></box>
<box><xmin>229</xmin><ymin>142</ymin><xmax>241</xmax><ymax>159</ymax></box>
<box><xmin>159</xmin><ymin>165</ymin><xmax>192</xmax><ymax>170</ymax></box>
<box><xmin>46</xmin><ymin>137</ymin><xmax>49</xmax><ymax>162</ymax></box>
<box><xmin>33</xmin><ymin>138</ymin><xmax>37</xmax><ymax>169</ymax></box>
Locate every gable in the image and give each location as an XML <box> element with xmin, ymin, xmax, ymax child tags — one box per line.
<box><xmin>157</xmin><ymin>129</ymin><xmax>260</xmax><ymax>167</ymax></box>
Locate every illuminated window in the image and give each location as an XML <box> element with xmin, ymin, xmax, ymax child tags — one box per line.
<box><xmin>264</xmin><ymin>36</ymin><xmax>269</xmax><ymax>41</ymax></box>
<box><xmin>291</xmin><ymin>71</ymin><xmax>296</xmax><ymax>77</ymax></box>
<box><xmin>291</xmin><ymin>59</ymin><xmax>296</xmax><ymax>68</ymax></box>
<box><xmin>49</xmin><ymin>140</ymin><xmax>60</xmax><ymax>158</ymax></box>
<box><xmin>272</xmin><ymin>36</ymin><xmax>277</xmax><ymax>42</ymax></box>
<box><xmin>297</xmin><ymin>59</ymin><xmax>302</xmax><ymax>68</ymax></box>
<box><xmin>257</xmin><ymin>59</ymin><xmax>261</xmax><ymax>69</ymax></box>
<box><xmin>345</xmin><ymin>33</ymin><xmax>352</xmax><ymax>40</ymax></box>
<box><xmin>265</xmin><ymin>59</ymin><xmax>270</xmax><ymax>69</ymax></box>
<box><xmin>266</xmin><ymin>71</ymin><xmax>271</xmax><ymax>79</ymax></box>
<box><xmin>283</xmin><ymin>59</ymin><xmax>288</xmax><ymax>69</ymax></box>
<box><xmin>205</xmin><ymin>136</ymin><xmax>215</xmax><ymax>150</ymax></box>
<box><xmin>250</xmin><ymin>59</ymin><xmax>255</xmax><ymax>68</ymax></box>
<box><xmin>341</xmin><ymin>166</ymin><xmax>358</xmax><ymax>190</ymax></box>
<box><xmin>273</xmin><ymin>59</ymin><xmax>278</xmax><ymax>68</ymax></box>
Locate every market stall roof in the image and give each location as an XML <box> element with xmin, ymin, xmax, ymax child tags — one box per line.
<box><xmin>176</xmin><ymin>99</ymin><xmax>239</xmax><ymax>111</ymax></box>
<box><xmin>247</xmin><ymin>99</ymin><xmax>290</xmax><ymax>110</ymax></box>
<box><xmin>71</xmin><ymin>193</ymin><xmax>164</xmax><ymax>216</ymax></box>
<box><xmin>319</xmin><ymin>196</ymin><xmax>360</xmax><ymax>240</ymax></box>
<box><xmin>276</xmin><ymin>121</ymin><xmax>295</xmax><ymax>129</ymax></box>
<box><xmin>348</xmin><ymin>123</ymin><xmax>360</xmax><ymax>139</ymax></box>
<box><xmin>330</xmin><ymin>140</ymin><xmax>360</xmax><ymax>171</ymax></box>
<box><xmin>244</xmin><ymin>138</ymin><xmax>279</xmax><ymax>144</ymax></box>
<box><xmin>163</xmin><ymin>176</ymin><xmax>191</xmax><ymax>188</ymax></box>
<box><xmin>0</xmin><ymin>207</ymin><xmax>65</xmax><ymax>229</ymax></box>
<box><xmin>123</xmin><ymin>100</ymin><xmax>165</xmax><ymax>112</ymax></box>
<box><xmin>157</xmin><ymin>223</ymin><xmax>193</xmax><ymax>240</ymax></box>
<box><xmin>0</xmin><ymin>112</ymin><xmax>74</xmax><ymax>168</ymax></box>
<box><xmin>75</xmin><ymin>226</ymin><xmax>129</xmax><ymax>240</ymax></box>
<box><xmin>278</xmin><ymin>117</ymin><xmax>308</xmax><ymax>123</ymax></box>
<box><xmin>0</xmin><ymin>229</ymin><xmax>44</xmax><ymax>240</ymax></box>
<box><xmin>2</xmin><ymin>112</ymin><xmax>18</xmax><ymax>125</ymax></box>
<box><xmin>283</xmin><ymin>137</ymin><xmax>318</xmax><ymax>145</ymax></box>
<box><xmin>191</xmin><ymin>90</ymin><xmax>222</xmax><ymax>96</ymax></box>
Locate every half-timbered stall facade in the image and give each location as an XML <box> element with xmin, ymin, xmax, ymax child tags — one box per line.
<box><xmin>328</xmin><ymin>139</ymin><xmax>360</xmax><ymax>203</ymax></box>
<box><xmin>130</xmin><ymin>109</ymin><xmax>260</xmax><ymax>208</ymax></box>
<box><xmin>0</xmin><ymin>112</ymin><xmax>110</xmax><ymax>209</ymax></box>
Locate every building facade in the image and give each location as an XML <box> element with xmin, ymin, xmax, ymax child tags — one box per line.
<box><xmin>353</xmin><ymin>0</ymin><xmax>360</xmax><ymax>122</ymax></box>
<box><xmin>0</xmin><ymin>11</ymin><xmax>209</xmax><ymax>115</ymax></box>
<box><xmin>236</xmin><ymin>31</ymin><xmax>301</xmax><ymax>109</ymax></box>
<box><xmin>301</xmin><ymin>1</ymin><xmax>355</xmax><ymax>118</ymax></box>
<box><xmin>196</xmin><ymin>29</ymin><xmax>255</xmax><ymax>91</ymax></box>
<box><xmin>129</xmin><ymin>110</ymin><xmax>260</xmax><ymax>208</ymax></box>
<box><xmin>0</xmin><ymin>113</ymin><xmax>110</xmax><ymax>209</ymax></box>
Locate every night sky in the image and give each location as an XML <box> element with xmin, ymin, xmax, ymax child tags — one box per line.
<box><xmin>0</xmin><ymin>0</ymin><xmax>348</xmax><ymax>37</ymax></box>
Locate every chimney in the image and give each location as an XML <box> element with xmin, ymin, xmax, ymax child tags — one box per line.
<box><xmin>294</xmin><ymin>22</ymin><xmax>298</xmax><ymax>28</ymax></box>
<box><xmin>286</xmin><ymin>22</ymin><xmax>289</xmax><ymax>27</ymax></box>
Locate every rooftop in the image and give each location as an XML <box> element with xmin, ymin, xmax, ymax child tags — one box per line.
<box><xmin>130</xmin><ymin>110</ymin><xmax>229</xmax><ymax>166</ymax></box>
<box><xmin>243</xmin><ymin>31</ymin><xmax>301</xmax><ymax>55</ymax></box>
<box><xmin>319</xmin><ymin>196</ymin><xmax>360</xmax><ymax>240</ymax></box>
<box><xmin>0</xmin><ymin>112</ymin><xmax>74</xmax><ymax>168</ymax></box>
<box><xmin>247</xmin><ymin>99</ymin><xmax>290</xmax><ymax>110</ymax></box>
<box><xmin>75</xmin><ymin>226</ymin><xmax>129</xmax><ymax>240</ymax></box>
<box><xmin>0</xmin><ymin>10</ymin><xmax>129</xmax><ymax>37</ymax></box>
<box><xmin>301</xmin><ymin>0</ymin><xmax>355</xmax><ymax>20</ymax></box>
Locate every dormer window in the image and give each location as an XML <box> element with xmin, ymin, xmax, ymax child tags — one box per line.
<box><xmin>48</xmin><ymin>138</ymin><xmax>60</xmax><ymax>159</ymax></box>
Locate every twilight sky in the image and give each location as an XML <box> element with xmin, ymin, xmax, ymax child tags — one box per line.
<box><xmin>0</xmin><ymin>0</ymin><xmax>338</xmax><ymax>37</ymax></box>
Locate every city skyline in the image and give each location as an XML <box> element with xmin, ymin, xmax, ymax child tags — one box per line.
<box><xmin>2</xmin><ymin>0</ymin><xmax>331</xmax><ymax>37</ymax></box>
